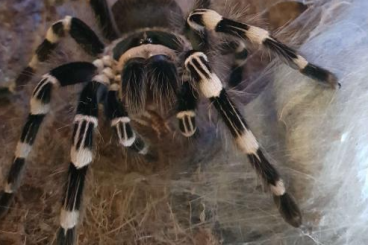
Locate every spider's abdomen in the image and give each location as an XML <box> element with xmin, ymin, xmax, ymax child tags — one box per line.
<box><xmin>111</xmin><ymin>0</ymin><xmax>183</xmax><ymax>34</ymax></box>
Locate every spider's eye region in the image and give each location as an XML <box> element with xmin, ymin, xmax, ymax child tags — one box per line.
<box><xmin>139</xmin><ymin>37</ymin><xmax>153</xmax><ymax>45</ymax></box>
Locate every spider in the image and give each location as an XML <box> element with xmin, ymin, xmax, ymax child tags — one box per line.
<box><xmin>0</xmin><ymin>0</ymin><xmax>338</xmax><ymax>244</ymax></box>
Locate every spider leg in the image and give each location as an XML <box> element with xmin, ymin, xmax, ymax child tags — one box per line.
<box><xmin>187</xmin><ymin>9</ymin><xmax>338</xmax><ymax>88</ymax></box>
<box><xmin>184</xmin><ymin>0</ymin><xmax>212</xmax><ymax>52</ymax></box>
<box><xmin>176</xmin><ymin>75</ymin><xmax>198</xmax><ymax>137</ymax></box>
<box><xmin>105</xmin><ymin>79</ymin><xmax>149</xmax><ymax>155</ymax></box>
<box><xmin>186</xmin><ymin>10</ymin><xmax>248</xmax><ymax>88</ymax></box>
<box><xmin>184</xmin><ymin>51</ymin><xmax>302</xmax><ymax>227</ymax></box>
<box><xmin>220</xmin><ymin>40</ymin><xmax>249</xmax><ymax>87</ymax></box>
<box><xmin>0</xmin><ymin>62</ymin><xmax>98</xmax><ymax>217</ymax></box>
<box><xmin>15</xmin><ymin>16</ymin><xmax>105</xmax><ymax>90</ymax></box>
<box><xmin>56</xmin><ymin>67</ymin><xmax>114</xmax><ymax>244</ymax></box>
<box><xmin>89</xmin><ymin>0</ymin><xmax>119</xmax><ymax>41</ymax></box>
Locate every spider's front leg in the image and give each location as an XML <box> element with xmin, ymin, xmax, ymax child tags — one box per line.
<box><xmin>187</xmin><ymin>9</ymin><xmax>339</xmax><ymax>88</ymax></box>
<box><xmin>12</xmin><ymin>16</ymin><xmax>104</xmax><ymax>91</ymax></box>
<box><xmin>56</xmin><ymin>63</ymin><xmax>115</xmax><ymax>244</ymax></box>
<box><xmin>0</xmin><ymin>62</ymin><xmax>98</xmax><ymax>217</ymax></box>
<box><xmin>184</xmin><ymin>51</ymin><xmax>302</xmax><ymax>227</ymax></box>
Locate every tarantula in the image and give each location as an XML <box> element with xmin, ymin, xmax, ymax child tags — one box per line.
<box><xmin>0</xmin><ymin>0</ymin><xmax>338</xmax><ymax>244</ymax></box>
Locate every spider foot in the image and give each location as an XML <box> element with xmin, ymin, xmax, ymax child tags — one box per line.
<box><xmin>57</xmin><ymin>227</ymin><xmax>76</xmax><ymax>245</ymax></box>
<box><xmin>0</xmin><ymin>191</ymin><xmax>13</xmax><ymax>218</ymax></box>
<box><xmin>274</xmin><ymin>193</ymin><xmax>302</xmax><ymax>228</ymax></box>
<box><xmin>301</xmin><ymin>63</ymin><xmax>340</xmax><ymax>89</ymax></box>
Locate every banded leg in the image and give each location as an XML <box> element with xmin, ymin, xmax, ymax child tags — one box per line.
<box><xmin>106</xmin><ymin>79</ymin><xmax>149</xmax><ymax>155</ymax></box>
<box><xmin>15</xmin><ymin>16</ymin><xmax>104</xmax><ymax>89</ymax></box>
<box><xmin>57</xmin><ymin>77</ymin><xmax>108</xmax><ymax>244</ymax></box>
<box><xmin>185</xmin><ymin>0</ymin><xmax>212</xmax><ymax>53</ymax></box>
<box><xmin>185</xmin><ymin>51</ymin><xmax>302</xmax><ymax>227</ymax></box>
<box><xmin>187</xmin><ymin>9</ymin><xmax>338</xmax><ymax>88</ymax></box>
<box><xmin>176</xmin><ymin>78</ymin><xmax>198</xmax><ymax>137</ymax></box>
<box><xmin>220</xmin><ymin>40</ymin><xmax>249</xmax><ymax>87</ymax></box>
<box><xmin>89</xmin><ymin>0</ymin><xmax>119</xmax><ymax>41</ymax></box>
<box><xmin>0</xmin><ymin>62</ymin><xmax>97</xmax><ymax>217</ymax></box>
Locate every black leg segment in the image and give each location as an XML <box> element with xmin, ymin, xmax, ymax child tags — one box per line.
<box><xmin>89</xmin><ymin>0</ymin><xmax>119</xmax><ymax>40</ymax></box>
